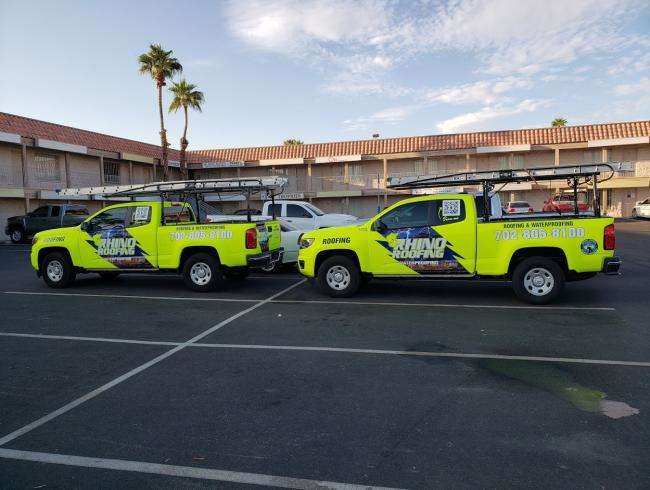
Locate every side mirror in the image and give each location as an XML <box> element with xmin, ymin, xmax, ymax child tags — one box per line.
<box><xmin>374</xmin><ymin>220</ymin><xmax>387</xmax><ymax>233</ymax></box>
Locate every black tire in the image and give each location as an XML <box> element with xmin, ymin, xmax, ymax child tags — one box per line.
<box><xmin>632</xmin><ymin>209</ymin><xmax>637</xmax><ymax>219</ymax></box>
<box><xmin>98</xmin><ymin>271</ymin><xmax>120</xmax><ymax>281</ymax></box>
<box><xmin>182</xmin><ymin>253</ymin><xmax>225</xmax><ymax>292</ymax></box>
<box><xmin>42</xmin><ymin>251</ymin><xmax>76</xmax><ymax>288</ymax></box>
<box><xmin>224</xmin><ymin>268</ymin><xmax>250</xmax><ymax>281</ymax></box>
<box><xmin>260</xmin><ymin>261</ymin><xmax>280</xmax><ymax>273</ymax></box>
<box><xmin>9</xmin><ymin>227</ymin><xmax>25</xmax><ymax>244</ymax></box>
<box><xmin>316</xmin><ymin>255</ymin><xmax>361</xmax><ymax>298</ymax></box>
<box><xmin>512</xmin><ymin>257</ymin><xmax>565</xmax><ymax>305</ymax></box>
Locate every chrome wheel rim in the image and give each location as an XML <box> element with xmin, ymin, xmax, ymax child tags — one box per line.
<box><xmin>190</xmin><ymin>262</ymin><xmax>212</xmax><ymax>286</ymax></box>
<box><xmin>326</xmin><ymin>265</ymin><xmax>350</xmax><ymax>290</ymax></box>
<box><xmin>11</xmin><ymin>230</ymin><xmax>22</xmax><ymax>241</ymax></box>
<box><xmin>523</xmin><ymin>267</ymin><xmax>554</xmax><ymax>296</ymax></box>
<box><xmin>260</xmin><ymin>263</ymin><xmax>276</xmax><ymax>272</ymax></box>
<box><xmin>46</xmin><ymin>260</ymin><xmax>64</xmax><ymax>282</ymax></box>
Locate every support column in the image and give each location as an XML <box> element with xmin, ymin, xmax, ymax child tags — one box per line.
<box><xmin>423</xmin><ymin>155</ymin><xmax>428</xmax><ymax>174</ymax></box>
<box><xmin>128</xmin><ymin>161</ymin><xmax>133</xmax><ymax>184</ymax></box>
<box><xmin>465</xmin><ymin>154</ymin><xmax>471</xmax><ymax>172</ymax></box>
<box><xmin>306</xmin><ymin>162</ymin><xmax>312</xmax><ymax>193</ymax></box>
<box><xmin>64</xmin><ymin>152</ymin><xmax>71</xmax><ymax>187</ymax></box>
<box><xmin>382</xmin><ymin>158</ymin><xmax>388</xmax><ymax>205</ymax></box>
<box><xmin>601</xmin><ymin>147</ymin><xmax>609</xmax><ymax>163</ymax></box>
<box><xmin>21</xmin><ymin>142</ymin><xmax>29</xmax><ymax>212</ymax></box>
<box><xmin>554</xmin><ymin>147</ymin><xmax>560</xmax><ymax>166</ymax></box>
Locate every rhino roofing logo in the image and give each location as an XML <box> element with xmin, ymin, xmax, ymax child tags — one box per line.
<box><xmin>580</xmin><ymin>238</ymin><xmax>598</xmax><ymax>255</ymax></box>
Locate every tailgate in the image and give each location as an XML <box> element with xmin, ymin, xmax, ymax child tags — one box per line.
<box><xmin>257</xmin><ymin>220</ymin><xmax>281</xmax><ymax>252</ymax></box>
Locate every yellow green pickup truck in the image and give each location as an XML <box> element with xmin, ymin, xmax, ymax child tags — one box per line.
<box><xmin>298</xmin><ymin>164</ymin><xmax>626</xmax><ymax>304</ymax></box>
<box><xmin>31</xmin><ymin>200</ymin><xmax>282</xmax><ymax>291</ymax></box>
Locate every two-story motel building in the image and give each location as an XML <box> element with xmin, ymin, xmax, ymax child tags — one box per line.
<box><xmin>1</xmin><ymin>111</ymin><xmax>649</xmax><ymax>231</ymax></box>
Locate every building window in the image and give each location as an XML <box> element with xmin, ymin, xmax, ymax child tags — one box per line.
<box><xmin>34</xmin><ymin>154</ymin><xmax>60</xmax><ymax>182</ymax></box>
<box><xmin>513</xmin><ymin>155</ymin><xmax>524</xmax><ymax>169</ymax></box>
<box><xmin>414</xmin><ymin>159</ymin><xmax>437</xmax><ymax>175</ymax></box>
<box><xmin>349</xmin><ymin>163</ymin><xmax>362</xmax><ymax>176</ymax></box>
<box><xmin>104</xmin><ymin>160</ymin><xmax>120</xmax><ymax>184</ymax></box>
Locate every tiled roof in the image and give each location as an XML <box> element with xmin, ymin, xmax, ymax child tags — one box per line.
<box><xmin>192</xmin><ymin>120</ymin><xmax>650</xmax><ymax>161</ymax></box>
<box><xmin>0</xmin><ymin>112</ymin><xmax>181</xmax><ymax>161</ymax></box>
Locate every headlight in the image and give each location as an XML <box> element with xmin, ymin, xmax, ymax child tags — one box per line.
<box><xmin>299</xmin><ymin>237</ymin><xmax>315</xmax><ymax>249</ymax></box>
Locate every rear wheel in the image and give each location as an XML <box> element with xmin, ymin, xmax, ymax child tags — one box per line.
<box><xmin>512</xmin><ymin>257</ymin><xmax>564</xmax><ymax>304</ymax></box>
<box><xmin>42</xmin><ymin>252</ymin><xmax>75</xmax><ymax>288</ymax></box>
<box><xmin>182</xmin><ymin>253</ymin><xmax>225</xmax><ymax>292</ymax></box>
<box><xmin>10</xmin><ymin>227</ymin><xmax>25</xmax><ymax>244</ymax></box>
<box><xmin>317</xmin><ymin>255</ymin><xmax>361</xmax><ymax>298</ymax></box>
<box><xmin>632</xmin><ymin>209</ymin><xmax>638</xmax><ymax>219</ymax></box>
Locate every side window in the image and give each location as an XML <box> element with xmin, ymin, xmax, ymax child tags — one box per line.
<box><xmin>287</xmin><ymin>204</ymin><xmax>312</xmax><ymax>218</ymax></box>
<box><xmin>431</xmin><ymin>199</ymin><xmax>465</xmax><ymax>225</ymax></box>
<box><xmin>271</xmin><ymin>203</ymin><xmax>282</xmax><ymax>217</ymax></box>
<box><xmin>380</xmin><ymin>202</ymin><xmax>431</xmax><ymax>230</ymax></box>
<box><xmin>127</xmin><ymin>206</ymin><xmax>152</xmax><ymax>227</ymax></box>
<box><xmin>50</xmin><ymin>206</ymin><xmax>61</xmax><ymax>217</ymax></box>
<box><xmin>87</xmin><ymin>207</ymin><xmax>128</xmax><ymax>232</ymax></box>
<box><xmin>164</xmin><ymin>205</ymin><xmax>194</xmax><ymax>224</ymax></box>
<box><xmin>31</xmin><ymin>207</ymin><xmax>49</xmax><ymax>217</ymax></box>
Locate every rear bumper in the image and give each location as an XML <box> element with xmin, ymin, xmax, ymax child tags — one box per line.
<box><xmin>247</xmin><ymin>248</ymin><xmax>283</xmax><ymax>268</ymax></box>
<box><xmin>602</xmin><ymin>256</ymin><xmax>621</xmax><ymax>275</ymax></box>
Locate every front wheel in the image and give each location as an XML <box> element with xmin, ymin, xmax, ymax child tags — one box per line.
<box><xmin>317</xmin><ymin>255</ymin><xmax>361</xmax><ymax>298</ymax></box>
<box><xmin>10</xmin><ymin>228</ymin><xmax>25</xmax><ymax>244</ymax></box>
<box><xmin>512</xmin><ymin>257</ymin><xmax>565</xmax><ymax>304</ymax></box>
<box><xmin>182</xmin><ymin>253</ymin><xmax>225</xmax><ymax>292</ymax></box>
<box><xmin>42</xmin><ymin>252</ymin><xmax>76</xmax><ymax>288</ymax></box>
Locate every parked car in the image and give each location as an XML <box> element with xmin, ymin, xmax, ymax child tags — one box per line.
<box><xmin>542</xmin><ymin>191</ymin><xmax>590</xmax><ymax>213</ymax></box>
<box><xmin>505</xmin><ymin>201</ymin><xmax>534</xmax><ymax>214</ymax></box>
<box><xmin>261</xmin><ymin>200</ymin><xmax>358</xmax><ymax>229</ymax></box>
<box><xmin>260</xmin><ymin>219</ymin><xmax>302</xmax><ymax>272</ymax></box>
<box><xmin>5</xmin><ymin>204</ymin><xmax>89</xmax><ymax>243</ymax></box>
<box><xmin>632</xmin><ymin>198</ymin><xmax>650</xmax><ymax>219</ymax></box>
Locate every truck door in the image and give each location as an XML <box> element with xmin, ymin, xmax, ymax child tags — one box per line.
<box><xmin>285</xmin><ymin>203</ymin><xmax>314</xmax><ymax>229</ymax></box>
<box><xmin>27</xmin><ymin>206</ymin><xmax>49</xmax><ymax>234</ymax></box>
<box><xmin>47</xmin><ymin>205</ymin><xmax>62</xmax><ymax>229</ymax></box>
<box><xmin>80</xmin><ymin>204</ymin><xmax>157</xmax><ymax>270</ymax></box>
<box><xmin>367</xmin><ymin>196</ymin><xmax>476</xmax><ymax>276</ymax></box>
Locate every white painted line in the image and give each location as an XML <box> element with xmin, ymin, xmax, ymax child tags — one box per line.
<box><xmin>0</xmin><ymin>332</ymin><xmax>178</xmax><ymax>346</ymax></box>
<box><xmin>0</xmin><ymin>279</ymin><xmax>307</xmax><ymax>447</ymax></box>
<box><xmin>270</xmin><ymin>299</ymin><xmax>616</xmax><ymax>312</ymax></box>
<box><xmin>2</xmin><ymin>331</ymin><xmax>648</xmax><ymax>368</ymax></box>
<box><xmin>0</xmin><ymin>448</ymin><xmax>400</xmax><ymax>490</ymax></box>
<box><xmin>3</xmin><ymin>291</ymin><xmax>258</xmax><ymax>303</ymax></box>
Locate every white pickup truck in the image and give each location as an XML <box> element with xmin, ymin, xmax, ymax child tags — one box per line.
<box><xmin>261</xmin><ymin>200</ymin><xmax>358</xmax><ymax>230</ymax></box>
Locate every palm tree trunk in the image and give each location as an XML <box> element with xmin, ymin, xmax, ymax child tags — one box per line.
<box><xmin>180</xmin><ymin>106</ymin><xmax>189</xmax><ymax>179</ymax></box>
<box><xmin>157</xmin><ymin>82</ymin><xmax>169</xmax><ymax>181</ymax></box>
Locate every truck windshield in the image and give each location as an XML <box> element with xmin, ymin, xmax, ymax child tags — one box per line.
<box><xmin>304</xmin><ymin>203</ymin><xmax>324</xmax><ymax>216</ymax></box>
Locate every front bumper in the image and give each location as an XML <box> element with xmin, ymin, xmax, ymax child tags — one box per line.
<box><xmin>602</xmin><ymin>256</ymin><xmax>621</xmax><ymax>275</ymax></box>
<box><xmin>247</xmin><ymin>248</ymin><xmax>283</xmax><ymax>268</ymax></box>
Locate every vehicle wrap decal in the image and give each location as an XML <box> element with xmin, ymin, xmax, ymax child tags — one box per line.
<box><xmin>85</xmin><ymin>225</ymin><xmax>153</xmax><ymax>268</ymax></box>
<box><xmin>376</xmin><ymin>225</ymin><xmax>468</xmax><ymax>274</ymax></box>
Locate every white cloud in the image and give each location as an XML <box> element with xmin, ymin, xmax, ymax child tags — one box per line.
<box><xmin>436</xmin><ymin>99</ymin><xmax>551</xmax><ymax>133</ymax></box>
<box><xmin>424</xmin><ymin>77</ymin><xmax>533</xmax><ymax>105</ymax></box>
<box><xmin>614</xmin><ymin>77</ymin><xmax>650</xmax><ymax>96</ymax></box>
<box><xmin>342</xmin><ymin>105</ymin><xmax>416</xmax><ymax>131</ymax></box>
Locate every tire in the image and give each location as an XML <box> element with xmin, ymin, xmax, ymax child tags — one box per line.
<box><xmin>9</xmin><ymin>227</ymin><xmax>25</xmax><ymax>244</ymax></box>
<box><xmin>182</xmin><ymin>253</ymin><xmax>225</xmax><ymax>292</ymax></box>
<box><xmin>42</xmin><ymin>251</ymin><xmax>76</xmax><ymax>288</ymax></box>
<box><xmin>317</xmin><ymin>255</ymin><xmax>361</xmax><ymax>298</ymax></box>
<box><xmin>512</xmin><ymin>257</ymin><xmax>565</xmax><ymax>305</ymax></box>
<box><xmin>632</xmin><ymin>209</ymin><xmax>637</xmax><ymax>219</ymax></box>
<box><xmin>260</xmin><ymin>261</ymin><xmax>279</xmax><ymax>273</ymax></box>
<box><xmin>98</xmin><ymin>271</ymin><xmax>120</xmax><ymax>281</ymax></box>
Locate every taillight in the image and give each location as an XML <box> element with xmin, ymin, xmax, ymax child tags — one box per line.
<box><xmin>529</xmin><ymin>207</ymin><xmax>534</xmax><ymax>212</ymax></box>
<box><xmin>245</xmin><ymin>227</ymin><xmax>257</xmax><ymax>249</ymax></box>
<box><xmin>604</xmin><ymin>224</ymin><xmax>615</xmax><ymax>250</ymax></box>
<box><xmin>508</xmin><ymin>208</ymin><xmax>515</xmax><ymax>213</ymax></box>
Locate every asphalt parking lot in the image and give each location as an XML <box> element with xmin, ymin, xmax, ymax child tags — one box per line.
<box><xmin>1</xmin><ymin>219</ymin><xmax>649</xmax><ymax>489</ymax></box>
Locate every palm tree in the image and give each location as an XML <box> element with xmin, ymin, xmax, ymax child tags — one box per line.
<box><xmin>169</xmin><ymin>80</ymin><xmax>204</xmax><ymax>179</ymax></box>
<box><xmin>552</xmin><ymin>118</ymin><xmax>567</xmax><ymax>127</ymax></box>
<box><xmin>138</xmin><ymin>44</ymin><xmax>182</xmax><ymax>181</ymax></box>
<box><xmin>283</xmin><ymin>139</ymin><xmax>303</xmax><ymax>145</ymax></box>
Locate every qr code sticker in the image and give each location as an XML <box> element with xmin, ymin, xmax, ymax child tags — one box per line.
<box><xmin>133</xmin><ymin>206</ymin><xmax>150</xmax><ymax>222</ymax></box>
<box><xmin>442</xmin><ymin>199</ymin><xmax>461</xmax><ymax>217</ymax></box>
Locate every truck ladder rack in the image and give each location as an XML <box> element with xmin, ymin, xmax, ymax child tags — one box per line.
<box><xmin>386</xmin><ymin>162</ymin><xmax>633</xmax><ymax>189</ymax></box>
<box><xmin>56</xmin><ymin>176</ymin><xmax>288</xmax><ymax>198</ymax></box>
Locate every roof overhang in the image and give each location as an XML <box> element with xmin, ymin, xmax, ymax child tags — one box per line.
<box><xmin>0</xmin><ymin>131</ymin><xmax>21</xmax><ymax>144</ymax></box>
<box><xmin>37</xmin><ymin>138</ymin><xmax>87</xmax><ymax>154</ymax></box>
<box><xmin>476</xmin><ymin>144</ymin><xmax>531</xmax><ymax>154</ymax></box>
<box><xmin>588</xmin><ymin>136</ymin><xmax>650</xmax><ymax>147</ymax></box>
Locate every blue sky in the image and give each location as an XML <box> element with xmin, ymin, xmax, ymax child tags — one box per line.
<box><xmin>1</xmin><ymin>0</ymin><xmax>649</xmax><ymax>150</ymax></box>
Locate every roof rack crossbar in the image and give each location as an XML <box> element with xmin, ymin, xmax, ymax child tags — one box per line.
<box><xmin>386</xmin><ymin>161</ymin><xmax>634</xmax><ymax>190</ymax></box>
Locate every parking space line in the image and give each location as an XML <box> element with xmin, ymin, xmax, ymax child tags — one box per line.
<box><xmin>271</xmin><ymin>299</ymin><xmax>616</xmax><ymax>311</ymax></box>
<box><xmin>0</xmin><ymin>279</ymin><xmax>306</xmax><ymax>447</ymax></box>
<box><xmin>0</xmin><ymin>449</ymin><xmax>400</xmax><ymax>490</ymax></box>
<box><xmin>1</xmin><ymin>331</ymin><xmax>648</xmax><ymax>368</ymax></box>
<box><xmin>3</xmin><ymin>291</ymin><xmax>259</xmax><ymax>303</ymax></box>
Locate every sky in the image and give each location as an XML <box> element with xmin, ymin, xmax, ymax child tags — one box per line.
<box><xmin>1</xmin><ymin>0</ymin><xmax>649</xmax><ymax>151</ymax></box>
